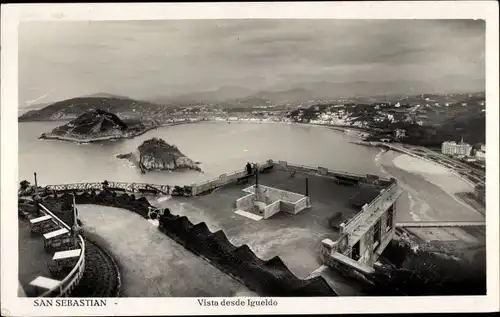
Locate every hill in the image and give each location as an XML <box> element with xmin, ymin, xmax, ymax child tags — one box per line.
<box><xmin>39</xmin><ymin>108</ymin><xmax>157</xmax><ymax>143</ymax></box>
<box><xmin>117</xmin><ymin>137</ymin><xmax>201</xmax><ymax>173</ymax></box>
<box><xmin>18</xmin><ymin>96</ymin><xmax>165</xmax><ymax>122</ymax></box>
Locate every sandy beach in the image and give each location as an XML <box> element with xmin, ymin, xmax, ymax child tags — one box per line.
<box><xmin>375</xmin><ymin>149</ymin><xmax>485</xmax><ymax>243</ymax></box>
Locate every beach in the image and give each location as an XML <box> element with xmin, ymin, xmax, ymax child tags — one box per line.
<box><xmin>375</xmin><ymin>149</ymin><xmax>485</xmax><ymax>244</ymax></box>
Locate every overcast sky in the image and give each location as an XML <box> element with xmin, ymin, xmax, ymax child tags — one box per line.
<box><xmin>18</xmin><ymin>19</ymin><xmax>485</xmax><ymax>106</ymax></box>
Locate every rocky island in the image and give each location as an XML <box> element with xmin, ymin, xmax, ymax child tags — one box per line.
<box><xmin>117</xmin><ymin>137</ymin><xmax>201</xmax><ymax>173</ymax></box>
<box><xmin>39</xmin><ymin>108</ymin><xmax>157</xmax><ymax>143</ymax></box>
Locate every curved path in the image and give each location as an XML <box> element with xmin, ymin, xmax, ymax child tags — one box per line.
<box><xmin>77</xmin><ymin>204</ymin><xmax>255</xmax><ymax>297</ymax></box>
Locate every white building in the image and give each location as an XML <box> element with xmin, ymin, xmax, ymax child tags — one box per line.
<box><xmin>441</xmin><ymin>139</ymin><xmax>472</xmax><ymax>156</ymax></box>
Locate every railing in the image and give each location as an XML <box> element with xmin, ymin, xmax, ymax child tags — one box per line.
<box><xmin>45</xmin><ymin>181</ymin><xmax>176</xmax><ymax>195</ymax></box>
<box><xmin>191</xmin><ymin>160</ymin><xmax>274</xmax><ymax>196</ymax></box>
<box><xmin>41</xmin><ymin>235</ymin><xmax>86</xmax><ymax>297</ymax></box>
<box><xmin>37</xmin><ymin>204</ymin><xmax>86</xmax><ymax>297</ymax></box>
<box><xmin>343</xmin><ymin>182</ymin><xmax>398</xmax><ymax>234</ymax></box>
<box><xmin>43</xmin><ymin>159</ymin><xmax>393</xmax><ymax>199</ymax></box>
<box><xmin>271</xmin><ymin>160</ymin><xmax>393</xmax><ymax>184</ymax></box>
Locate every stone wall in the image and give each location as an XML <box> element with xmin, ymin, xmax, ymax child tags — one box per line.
<box><xmin>263</xmin><ymin>200</ymin><xmax>281</xmax><ymax>219</ymax></box>
<box><xmin>293</xmin><ymin>196</ymin><xmax>311</xmax><ymax>214</ymax></box>
<box><xmin>244</xmin><ymin>185</ymin><xmax>305</xmax><ymax>203</ymax></box>
<box><xmin>235</xmin><ymin>193</ymin><xmax>256</xmax><ymax>212</ymax></box>
<box><xmin>280</xmin><ymin>201</ymin><xmax>296</xmax><ymax>214</ymax></box>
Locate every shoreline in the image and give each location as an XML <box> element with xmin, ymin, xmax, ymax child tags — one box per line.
<box><xmin>356</xmin><ymin>140</ymin><xmax>478</xmax><ymax>189</ymax></box>
<box><xmin>25</xmin><ymin>118</ymin><xmax>371</xmax><ymax>145</ymax></box>
<box><xmin>374</xmin><ymin>149</ymin><xmax>485</xmax><ymax>245</ymax></box>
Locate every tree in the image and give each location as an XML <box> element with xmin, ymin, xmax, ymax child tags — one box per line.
<box><xmin>19</xmin><ymin>180</ymin><xmax>31</xmax><ymax>190</ymax></box>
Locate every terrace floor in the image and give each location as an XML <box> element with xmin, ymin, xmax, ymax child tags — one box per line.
<box><xmin>18</xmin><ymin>218</ymin><xmax>54</xmax><ymax>297</ymax></box>
<box><xmin>156</xmin><ymin>169</ymin><xmax>384</xmax><ymax>279</ymax></box>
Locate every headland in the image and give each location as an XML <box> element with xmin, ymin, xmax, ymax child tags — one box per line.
<box><xmin>39</xmin><ymin>108</ymin><xmax>158</xmax><ymax>143</ymax></box>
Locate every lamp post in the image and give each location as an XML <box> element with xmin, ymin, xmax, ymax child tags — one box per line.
<box><xmin>34</xmin><ymin>172</ymin><xmax>38</xmax><ymax>191</ymax></box>
<box><xmin>306</xmin><ymin>177</ymin><xmax>309</xmax><ymax>197</ymax></box>
<box><xmin>255</xmin><ymin>164</ymin><xmax>259</xmax><ymax>188</ymax></box>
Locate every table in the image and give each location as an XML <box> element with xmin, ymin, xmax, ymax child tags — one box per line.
<box><xmin>53</xmin><ymin>248</ymin><xmax>81</xmax><ymax>261</ymax></box>
<box><xmin>29</xmin><ymin>215</ymin><xmax>53</xmax><ymax>233</ymax></box>
<box><xmin>52</xmin><ymin>248</ymin><xmax>81</xmax><ymax>268</ymax></box>
<box><xmin>30</xmin><ymin>215</ymin><xmax>52</xmax><ymax>224</ymax></box>
<box><xmin>43</xmin><ymin>228</ymin><xmax>69</xmax><ymax>240</ymax></box>
<box><xmin>29</xmin><ymin>276</ymin><xmax>61</xmax><ymax>295</ymax></box>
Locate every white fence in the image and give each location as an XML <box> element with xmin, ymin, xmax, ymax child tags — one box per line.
<box><xmin>343</xmin><ymin>182</ymin><xmax>398</xmax><ymax>234</ymax></box>
<box><xmin>37</xmin><ymin>204</ymin><xmax>86</xmax><ymax>297</ymax></box>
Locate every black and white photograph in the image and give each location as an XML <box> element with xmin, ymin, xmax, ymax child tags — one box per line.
<box><xmin>1</xmin><ymin>2</ymin><xmax>499</xmax><ymax>316</ymax></box>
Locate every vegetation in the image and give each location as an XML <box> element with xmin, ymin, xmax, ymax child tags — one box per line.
<box><xmin>38</xmin><ymin>108</ymin><xmax>156</xmax><ymax>142</ymax></box>
<box><xmin>138</xmin><ymin>138</ymin><xmax>184</xmax><ymax>159</ymax></box>
<box><xmin>136</xmin><ymin>137</ymin><xmax>201</xmax><ymax>172</ymax></box>
<box><xmin>365</xmin><ymin>240</ymin><xmax>486</xmax><ymax>296</ymax></box>
<box><xmin>288</xmin><ymin>92</ymin><xmax>485</xmax><ymax>146</ymax></box>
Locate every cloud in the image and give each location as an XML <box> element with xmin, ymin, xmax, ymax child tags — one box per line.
<box><xmin>18</xmin><ymin>19</ymin><xmax>485</xmax><ymax>105</ymax></box>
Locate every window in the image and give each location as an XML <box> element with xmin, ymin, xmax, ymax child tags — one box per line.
<box><xmin>386</xmin><ymin>205</ymin><xmax>394</xmax><ymax>229</ymax></box>
<box><xmin>374</xmin><ymin>219</ymin><xmax>382</xmax><ymax>245</ymax></box>
<box><xmin>352</xmin><ymin>241</ymin><xmax>360</xmax><ymax>261</ymax></box>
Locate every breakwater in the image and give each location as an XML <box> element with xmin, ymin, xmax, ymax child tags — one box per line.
<box><xmin>44</xmin><ymin>190</ymin><xmax>337</xmax><ymax>296</ymax></box>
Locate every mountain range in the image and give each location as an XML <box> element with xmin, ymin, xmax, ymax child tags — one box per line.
<box><xmin>18</xmin><ymin>84</ymin><xmax>485</xmax><ymax>122</ymax></box>
<box><xmin>148</xmin><ymin>79</ymin><xmax>484</xmax><ymax>106</ymax></box>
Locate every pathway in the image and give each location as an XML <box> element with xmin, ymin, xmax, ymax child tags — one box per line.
<box><xmin>77</xmin><ymin>204</ymin><xmax>255</xmax><ymax>297</ymax></box>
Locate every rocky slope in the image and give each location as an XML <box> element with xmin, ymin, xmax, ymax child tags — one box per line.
<box><xmin>118</xmin><ymin>137</ymin><xmax>201</xmax><ymax>173</ymax></box>
<box><xmin>39</xmin><ymin>108</ymin><xmax>157</xmax><ymax>142</ymax></box>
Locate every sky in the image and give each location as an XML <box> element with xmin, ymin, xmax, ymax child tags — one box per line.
<box><xmin>18</xmin><ymin>19</ymin><xmax>485</xmax><ymax>106</ymax></box>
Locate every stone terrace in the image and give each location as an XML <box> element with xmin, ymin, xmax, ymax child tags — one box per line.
<box><xmin>155</xmin><ymin>169</ymin><xmax>384</xmax><ymax>279</ymax></box>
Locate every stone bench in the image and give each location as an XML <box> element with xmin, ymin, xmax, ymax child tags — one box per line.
<box><xmin>236</xmin><ymin>174</ymin><xmax>253</xmax><ymax>184</ymax></box>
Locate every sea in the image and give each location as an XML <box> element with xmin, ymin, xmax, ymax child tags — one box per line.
<box><xmin>18</xmin><ymin>121</ymin><xmax>384</xmax><ymax>187</ymax></box>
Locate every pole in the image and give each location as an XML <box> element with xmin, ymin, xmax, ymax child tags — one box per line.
<box><xmin>306</xmin><ymin>177</ymin><xmax>309</xmax><ymax>197</ymax></box>
<box><xmin>73</xmin><ymin>193</ymin><xmax>78</xmax><ymax>226</ymax></box>
<box><xmin>34</xmin><ymin>172</ymin><xmax>38</xmax><ymax>190</ymax></box>
<box><xmin>255</xmin><ymin>164</ymin><xmax>259</xmax><ymax>188</ymax></box>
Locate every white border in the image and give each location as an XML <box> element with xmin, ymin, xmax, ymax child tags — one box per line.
<box><xmin>1</xmin><ymin>2</ymin><xmax>499</xmax><ymax>316</ymax></box>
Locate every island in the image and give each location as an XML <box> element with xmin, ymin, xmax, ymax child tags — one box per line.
<box><xmin>117</xmin><ymin>137</ymin><xmax>201</xmax><ymax>173</ymax></box>
<box><xmin>39</xmin><ymin>108</ymin><xmax>158</xmax><ymax>143</ymax></box>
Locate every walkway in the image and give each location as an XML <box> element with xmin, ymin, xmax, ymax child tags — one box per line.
<box><xmin>77</xmin><ymin>204</ymin><xmax>255</xmax><ymax>297</ymax></box>
<box><xmin>18</xmin><ymin>219</ymin><xmax>53</xmax><ymax>297</ymax></box>
<box><xmin>396</xmin><ymin>221</ymin><xmax>486</xmax><ymax>228</ymax></box>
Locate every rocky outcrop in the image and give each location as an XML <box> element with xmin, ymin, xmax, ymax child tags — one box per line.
<box><xmin>119</xmin><ymin>138</ymin><xmax>201</xmax><ymax>173</ymax></box>
<box><xmin>39</xmin><ymin>108</ymin><xmax>157</xmax><ymax>143</ymax></box>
